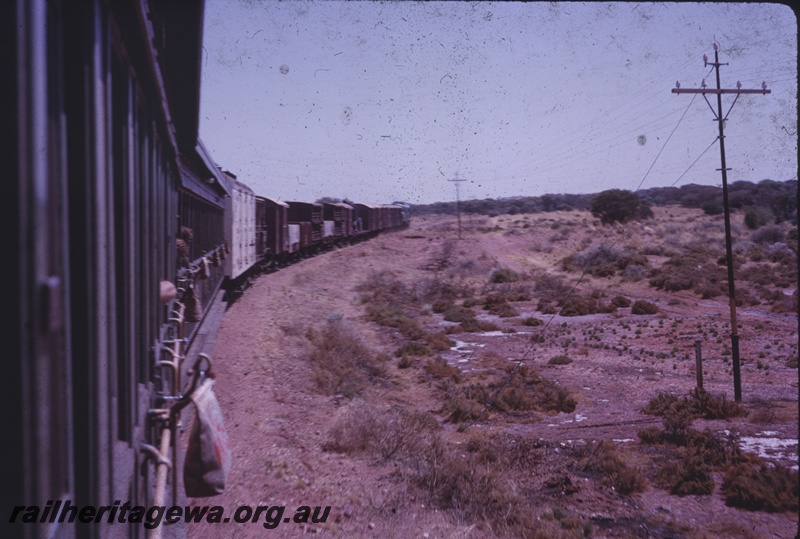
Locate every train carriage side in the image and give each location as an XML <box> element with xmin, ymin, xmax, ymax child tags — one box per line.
<box><xmin>7</xmin><ymin>0</ymin><xmax>211</xmax><ymax>537</ymax></box>
<box><xmin>178</xmin><ymin>141</ymin><xmax>229</xmax><ymax>338</ymax></box>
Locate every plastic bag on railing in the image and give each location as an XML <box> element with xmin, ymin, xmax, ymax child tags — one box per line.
<box><xmin>184</xmin><ymin>378</ymin><xmax>232</xmax><ymax>497</ymax></box>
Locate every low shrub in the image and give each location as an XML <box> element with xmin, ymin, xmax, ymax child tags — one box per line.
<box><xmin>562</xmin><ymin>244</ymin><xmax>625</xmax><ymax>272</ymax></box>
<box><xmin>395</xmin><ymin>341</ymin><xmax>431</xmax><ymax>358</ymax></box>
<box><xmin>661</xmin><ymin>405</ymin><xmax>694</xmax><ymax>444</ymax></box>
<box><xmin>458</xmin><ymin>318</ymin><xmax>500</xmax><ymax>333</ymax></box>
<box><xmin>637</xmin><ymin>426</ymin><xmax>663</xmax><ymax>444</ymax></box>
<box><xmin>611</xmin><ymin>295</ymin><xmax>631</xmax><ymax>308</ymax></box>
<box><xmin>424</xmin><ymin>357</ymin><xmax>460</xmax><ymax>381</ymax></box>
<box><xmin>431</xmin><ymin>299</ymin><xmax>453</xmax><ymax>313</ymax></box>
<box><xmin>580</xmin><ymin>440</ymin><xmax>646</xmax><ymax>495</ymax></box>
<box><xmin>642</xmin><ymin>389</ymin><xmax>746</xmax><ymax>421</ymax></box>
<box><xmin>631</xmin><ymin>300</ymin><xmax>658</xmax><ymax>315</ymax></box>
<box><xmin>366</xmin><ymin>303</ymin><xmax>425</xmax><ymax>340</ymax></box>
<box><xmin>444</xmin><ymin>366</ymin><xmax>576</xmax><ymax>421</ymax></box>
<box><xmin>751</xmin><ymin>224</ymin><xmax>785</xmax><ymax>245</ymax></box>
<box><xmin>307</xmin><ymin>319</ymin><xmax>386</xmax><ymax>396</ymax></box>
<box><xmin>648</xmin><ymin>246</ymin><xmax>728</xmax><ymax>297</ymax></box>
<box><xmin>561</xmin><ymin>244</ymin><xmax>649</xmax><ymax>278</ymax></box>
<box><xmin>324</xmin><ymin>400</ymin><xmax>441</xmax><ymax>461</ymax></box>
<box><xmin>558</xmin><ymin>294</ymin><xmax>615</xmax><ymax>317</ymax></box>
<box><xmin>522</xmin><ymin>316</ymin><xmax>544</xmax><ymax>327</ymax></box>
<box><xmin>669</xmin><ymin>454</ymin><xmax>714</xmax><ymax>496</ymax></box>
<box><xmin>425</xmin><ymin>331</ymin><xmax>456</xmax><ymax>351</ymax></box>
<box><xmin>642</xmin><ymin>396</ymin><xmax>680</xmax><ymax>418</ymax></box>
<box><xmin>548</xmin><ymin>355</ymin><xmax>573</xmax><ymax>365</ymax></box>
<box><xmin>490</xmin><ymin>266</ymin><xmax>523</xmax><ymax>283</ymax></box>
<box><xmin>722</xmin><ymin>463</ymin><xmax>799</xmax><ymax>512</ymax></box>
<box><xmin>359</xmin><ymin>271</ymin><xmax>425</xmax><ymax>339</ymax></box>
<box><xmin>744</xmin><ymin>206</ymin><xmax>774</xmax><ymax>230</ymax></box>
<box><xmin>690</xmin><ymin>387</ymin><xmax>747</xmax><ymax>420</ymax></box>
<box><xmin>443</xmin><ymin>305</ymin><xmax>476</xmax><ymax>323</ymax></box>
<box><xmin>482</xmin><ymin>295</ymin><xmax>519</xmax><ymax>317</ymax></box>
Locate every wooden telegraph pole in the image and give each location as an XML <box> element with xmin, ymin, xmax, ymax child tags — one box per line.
<box><xmin>672</xmin><ymin>43</ymin><xmax>771</xmax><ymax>402</ymax></box>
<box><xmin>448</xmin><ymin>173</ymin><xmax>468</xmax><ymax>239</ymax></box>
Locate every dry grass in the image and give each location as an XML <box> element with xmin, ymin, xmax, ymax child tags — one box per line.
<box><xmin>578</xmin><ymin>440</ymin><xmax>646</xmax><ymax>496</ymax></box>
<box><xmin>358</xmin><ymin>270</ymin><xmax>425</xmax><ymax>339</ymax></box>
<box><xmin>324</xmin><ymin>401</ymin><xmax>582</xmax><ymax>537</ymax></box>
<box><xmin>306</xmin><ymin>319</ymin><xmax>387</xmax><ymax>397</ymax></box>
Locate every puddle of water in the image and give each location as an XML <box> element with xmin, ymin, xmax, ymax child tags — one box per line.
<box><xmin>722</xmin><ymin>430</ymin><xmax>799</xmax><ymax>467</ymax></box>
<box><xmin>475</xmin><ymin>330</ymin><xmax>532</xmax><ymax>338</ymax></box>
<box><xmin>738</xmin><ymin>436</ymin><xmax>798</xmax><ymax>459</ymax></box>
<box><xmin>560</xmin><ymin>439</ymin><xmax>586</xmax><ymax>446</ymax></box>
<box><xmin>449</xmin><ymin>340</ymin><xmax>486</xmax><ymax>352</ymax></box>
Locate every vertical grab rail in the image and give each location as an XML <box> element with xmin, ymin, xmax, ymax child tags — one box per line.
<box><xmin>142</xmin><ymin>294</ymin><xmax>188</xmax><ymax>539</ymax></box>
<box><xmin>143</xmin><ymin>354</ymin><xmax>210</xmax><ymax>539</ymax></box>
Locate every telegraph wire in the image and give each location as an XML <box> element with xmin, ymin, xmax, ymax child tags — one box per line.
<box><xmin>470</xmin><ymin>65</ymin><xmax>704</xmax><ymax>428</ymax></box>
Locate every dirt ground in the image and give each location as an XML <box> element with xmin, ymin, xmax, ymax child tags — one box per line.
<box><xmin>187</xmin><ymin>208</ymin><xmax>798</xmax><ymax>538</ymax></box>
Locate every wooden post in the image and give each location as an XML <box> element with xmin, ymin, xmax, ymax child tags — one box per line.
<box><xmin>695</xmin><ymin>340</ymin><xmax>703</xmax><ymax>390</ymax></box>
<box><xmin>672</xmin><ymin>44</ymin><xmax>771</xmax><ymax>402</ymax></box>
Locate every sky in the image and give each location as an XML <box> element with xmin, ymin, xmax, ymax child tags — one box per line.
<box><xmin>199</xmin><ymin>1</ymin><xmax>797</xmax><ymax>205</ymax></box>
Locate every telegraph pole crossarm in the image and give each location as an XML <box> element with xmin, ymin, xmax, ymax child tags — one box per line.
<box><xmin>671</xmin><ymin>43</ymin><xmax>772</xmax><ymax>402</ymax></box>
<box><xmin>671</xmin><ymin>88</ymin><xmax>771</xmax><ymax>94</ymax></box>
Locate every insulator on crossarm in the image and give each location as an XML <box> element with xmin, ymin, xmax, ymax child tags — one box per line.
<box><xmin>713</xmin><ymin>42</ymin><xmax>719</xmax><ymax>52</ymax></box>
<box><xmin>676</xmin><ymin>80</ymin><xmax>681</xmax><ymax>89</ymax></box>
<box><xmin>701</xmin><ymin>79</ymin><xmax>707</xmax><ymax>89</ymax></box>
<box><xmin>737</xmin><ymin>81</ymin><xmax>742</xmax><ymax>90</ymax></box>
<box><xmin>703</xmin><ymin>53</ymin><xmax>708</xmax><ymax>65</ymax></box>
<box><xmin>762</xmin><ymin>81</ymin><xmax>767</xmax><ymax>90</ymax></box>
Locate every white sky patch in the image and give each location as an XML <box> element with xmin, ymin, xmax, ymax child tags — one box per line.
<box><xmin>200</xmin><ymin>2</ymin><xmax>797</xmax><ymax>205</ymax></box>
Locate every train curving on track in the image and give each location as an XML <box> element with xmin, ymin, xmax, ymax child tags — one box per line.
<box><xmin>6</xmin><ymin>1</ymin><xmax>407</xmax><ymax>537</ymax></box>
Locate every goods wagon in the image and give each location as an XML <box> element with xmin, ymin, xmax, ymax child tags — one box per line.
<box><xmin>287</xmin><ymin>201</ymin><xmax>324</xmax><ymax>250</ymax></box>
<box><xmin>323</xmin><ymin>202</ymin><xmax>354</xmax><ymax>241</ymax></box>
<box><xmin>223</xmin><ymin>171</ymin><xmax>257</xmax><ymax>280</ymax></box>
<box><xmin>353</xmin><ymin>203</ymin><xmax>381</xmax><ymax>234</ymax></box>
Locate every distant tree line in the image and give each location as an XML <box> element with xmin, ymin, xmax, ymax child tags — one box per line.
<box><xmin>411</xmin><ymin>179</ymin><xmax>797</xmax><ymax>227</ymax></box>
